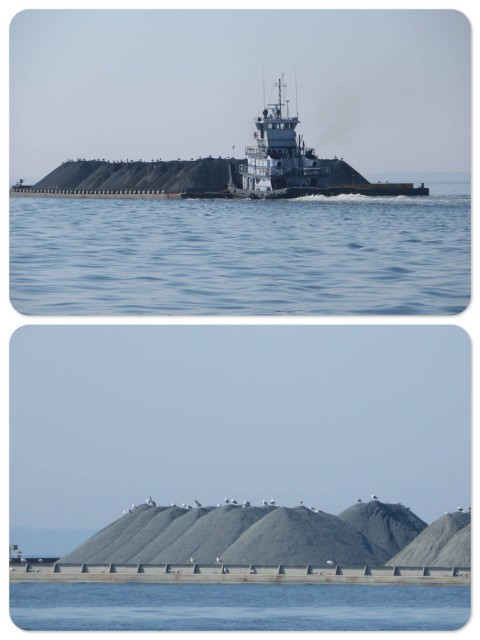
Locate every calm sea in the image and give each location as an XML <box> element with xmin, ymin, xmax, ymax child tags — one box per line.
<box><xmin>9</xmin><ymin>582</ymin><xmax>470</xmax><ymax>631</ymax></box>
<box><xmin>9</xmin><ymin>181</ymin><xmax>470</xmax><ymax>315</ymax></box>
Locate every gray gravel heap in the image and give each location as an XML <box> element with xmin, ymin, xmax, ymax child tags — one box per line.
<box><xmin>148</xmin><ymin>505</ymin><xmax>273</xmax><ymax>564</ymax></box>
<box><xmin>434</xmin><ymin>524</ymin><xmax>471</xmax><ymax>567</ymax></box>
<box><xmin>32</xmin><ymin>158</ymin><xmax>370</xmax><ymax>194</ymax></box>
<box><xmin>33</xmin><ymin>159</ymin><xmax>243</xmax><ymax>193</ymax></box>
<box><xmin>338</xmin><ymin>501</ymin><xmax>427</xmax><ymax>563</ymax></box>
<box><xmin>386</xmin><ymin>511</ymin><xmax>470</xmax><ymax>566</ymax></box>
<box><xmin>60</xmin><ymin>502</ymin><xmax>464</xmax><ymax>566</ymax></box>
<box><xmin>218</xmin><ymin>506</ymin><xmax>385</xmax><ymax>565</ymax></box>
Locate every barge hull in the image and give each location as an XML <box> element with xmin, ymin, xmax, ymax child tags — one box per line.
<box><xmin>229</xmin><ymin>185</ymin><xmax>429</xmax><ymax>199</ymax></box>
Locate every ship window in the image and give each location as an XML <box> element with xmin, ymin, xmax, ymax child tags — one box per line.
<box><xmin>276</xmin><ymin>161</ymin><xmax>282</xmax><ymax>168</ymax></box>
<box><xmin>312</xmin><ymin>161</ymin><xmax>318</xmax><ymax>167</ymax></box>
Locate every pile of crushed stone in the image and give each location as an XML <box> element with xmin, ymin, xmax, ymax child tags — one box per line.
<box><xmin>59</xmin><ymin>500</ymin><xmax>464</xmax><ymax>566</ymax></box>
<box><xmin>386</xmin><ymin>511</ymin><xmax>471</xmax><ymax>567</ymax></box>
<box><xmin>338</xmin><ymin>500</ymin><xmax>427</xmax><ymax>563</ymax></box>
<box><xmin>33</xmin><ymin>158</ymin><xmax>242</xmax><ymax>193</ymax></box>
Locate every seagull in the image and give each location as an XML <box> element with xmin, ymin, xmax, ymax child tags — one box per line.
<box><xmin>357</xmin><ymin>498</ymin><xmax>362</xmax><ymax>502</ymax></box>
<box><xmin>457</xmin><ymin>506</ymin><xmax>464</xmax><ymax>512</ymax></box>
<box><xmin>224</xmin><ymin>498</ymin><xmax>230</xmax><ymax>504</ymax></box>
<box><xmin>299</xmin><ymin>500</ymin><xmax>303</xmax><ymax>505</ymax></box>
<box><xmin>190</xmin><ymin>557</ymin><xmax>195</xmax><ymax>563</ymax></box>
<box><xmin>243</xmin><ymin>501</ymin><xmax>251</xmax><ymax>507</ymax></box>
<box><xmin>216</xmin><ymin>557</ymin><xmax>223</xmax><ymax>563</ymax></box>
<box><xmin>262</xmin><ymin>500</ymin><xmax>268</xmax><ymax>506</ymax></box>
<box><xmin>147</xmin><ymin>496</ymin><xmax>157</xmax><ymax>507</ymax></box>
<box><xmin>171</xmin><ymin>503</ymin><xmax>177</xmax><ymax>507</ymax></box>
<box><xmin>194</xmin><ymin>500</ymin><xmax>202</xmax><ymax>507</ymax></box>
<box><xmin>232</xmin><ymin>500</ymin><xmax>238</xmax><ymax>505</ymax></box>
<box><xmin>269</xmin><ymin>499</ymin><xmax>276</xmax><ymax>506</ymax></box>
<box><xmin>371</xmin><ymin>494</ymin><xmax>378</xmax><ymax>500</ymax></box>
<box><xmin>326</xmin><ymin>560</ymin><xmax>335</xmax><ymax>566</ymax></box>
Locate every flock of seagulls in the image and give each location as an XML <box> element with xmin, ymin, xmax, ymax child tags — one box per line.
<box><xmin>123</xmin><ymin>494</ymin><xmax>382</xmax><ymax>515</ymax></box>
<box><xmin>121</xmin><ymin>494</ymin><xmax>471</xmax><ymax>517</ymax></box>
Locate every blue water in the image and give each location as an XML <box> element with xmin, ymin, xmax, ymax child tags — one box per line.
<box><xmin>9</xmin><ymin>185</ymin><xmax>470</xmax><ymax>315</ymax></box>
<box><xmin>9</xmin><ymin>583</ymin><xmax>470</xmax><ymax>631</ymax></box>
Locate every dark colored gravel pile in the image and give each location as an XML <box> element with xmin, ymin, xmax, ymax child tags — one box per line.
<box><xmin>338</xmin><ymin>500</ymin><xmax>427</xmax><ymax>563</ymax></box>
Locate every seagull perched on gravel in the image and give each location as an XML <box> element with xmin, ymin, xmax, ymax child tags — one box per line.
<box><xmin>147</xmin><ymin>496</ymin><xmax>157</xmax><ymax>507</ymax></box>
<box><xmin>457</xmin><ymin>506</ymin><xmax>464</xmax><ymax>512</ymax></box>
<box><xmin>194</xmin><ymin>500</ymin><xmax>202</xmax><ymax>507</ymax></box>
<box><xmin>243</xmin><ymin>501</ymin><xmax>251</xmax><ymax>507</ymax></box>
<box><xmin>326</xmin><ymin>560</ymin><xmax>335</xmax><ymax>566</ymax></box>
<box><xmin>190</xmin><ymin>557</ymin><xmax>195</xmax><ymax>563</ymax></box>
<box><xmin>224</xmin><ymin>498</ymin><xmax>230</xmax><ymax>504</ymax></box>
<box><xmin>216</xmin><ymin>557</ymin><xmax>223</xmax><ymax>563</ymax></box>
<box><xmin>371</xmin><ymin>494</ymin><xmax>378</xmax><ymax>500</ymax></box>
<box><xmin>262</xmin><ymin>500</ymin><xmax>268</xmax><ymax>506</ymax></box>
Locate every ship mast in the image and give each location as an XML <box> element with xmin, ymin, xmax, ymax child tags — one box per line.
<box><xmin>276</xmin><ymin>74</ymin><xmax>286</xmax><ymax>118</ymax></box>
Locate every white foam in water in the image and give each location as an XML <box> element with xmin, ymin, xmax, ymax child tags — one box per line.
<box><xmin>295</xmin><ymin>193</ymin><xmax>409</xmax><ymax>203</ymax></box>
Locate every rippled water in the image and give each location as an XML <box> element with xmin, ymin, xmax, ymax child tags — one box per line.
<box><xmin>10</xmin><ymin>186</ymin><xmax>470</xmax><ymax>315</ymax></box>
<box><xmin>10</xmin><ymin>582</ymin><xmax>470</xmax><ymax>631</ymax></box>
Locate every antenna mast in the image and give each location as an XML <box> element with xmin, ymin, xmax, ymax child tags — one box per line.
<box><xmin>278</xmin><ymin>73</ymin><xmax>285</xmax><ymax>117</ymax></box>
<box><xmin>295</xmin><ymin>69</ymin><xmax>299</xmax><ymax>118</ymax></box>
<box><xmin>262</xmin><ymin>69</ymin><xmax>265</xmax><ymax>109</ymax></box>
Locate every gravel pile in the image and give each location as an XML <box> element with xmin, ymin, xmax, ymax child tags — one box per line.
<box><xmin>32</xmin><ymin>158</ymin><xmax>370</xmax><ymax>194</ymax></box>
<box><xmin>386</xmin><ymin>511</ymin><xmax>471</xmax><ymax>567</ymax></box>
<box><xmin>127</xmin><ymin>507</ymin><xmax>215</xmax><ymax>564</ymax></box>
<box><xmin>149</xmin><ymin>505</ymin><xmax>273</xmax><ymax>564</ymax></box>
<box><xmin>338</xmin><ymin>501</ymin><xmax>427</xmax><ymax>563</ymax></box>
<box><xmin>60</xmin><ymin>502</ymin><xmax>458</xmax><ymax>566</ymax></box>
<box><xmin>219</xmin><ymin>506</ymin><xmax>385</xmax><ymax>565</ymax></box>
<box><xmin>60</xmin><ymin>504</ymin><xmax>166</xmax><ymax>563</ymax></box>
<box><xmin>434</xmin><ymin>524</ymin><xmax>471</xmax><ymax>567</ymax></box>
<box><xmin>33</xmin><ymin>159</ymin><xmax>243</xmax><ymax>193</ymax></box>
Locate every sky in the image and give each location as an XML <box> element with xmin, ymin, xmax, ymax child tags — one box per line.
<box><xmin>9</xmin><ymin>8</ymin><xmax>471</xmax><ymax>184</ymax></box>
<box><xmin>10</xmin><ymin>325</ymin><xmax>470</xmax><ymax>533</ymax></box>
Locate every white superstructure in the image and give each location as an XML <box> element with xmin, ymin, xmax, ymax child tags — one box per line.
<box><xmin>240</xmin><ymin>75</ymin><xmax>329</xmax><ymax>193</ymax></box>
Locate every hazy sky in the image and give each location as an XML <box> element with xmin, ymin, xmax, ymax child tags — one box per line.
<box><xmin>10</xmin><ymin>325</ymin><xmax>470</xmax><ymax>530</ymax></box>
<box><xmin>9</xmin><ymin>8</ymin><xmax>471</xmax><ymax>183</ymax></box>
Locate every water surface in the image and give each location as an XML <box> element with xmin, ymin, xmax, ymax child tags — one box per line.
<box><xmin>10</xmin><ymin>187</ymin><xmax>470</xmax><ymax>315</ymax></box>
<box><xmin>10</xmin><ymin>582</ymin><xmax>470</xmax><ymax>631</ymax></box>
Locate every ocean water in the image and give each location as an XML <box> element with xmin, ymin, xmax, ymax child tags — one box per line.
<box><xmin>9</xmin><ymin>182</ymin><xmax>470</xmax><ymax>315</ymax></box>
<box><xmin>9</xmin><ymin>582</ymin><xmax>470</xmax><ymax>631</ymax></box>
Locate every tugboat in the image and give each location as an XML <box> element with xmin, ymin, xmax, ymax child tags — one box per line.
<box><xmin>228</xmin><ymin>75</ymin><xmax>428</xmax><ymax>199</ymax></box>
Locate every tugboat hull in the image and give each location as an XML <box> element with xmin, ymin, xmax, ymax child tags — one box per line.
<box><xmin>229</xmin><ymin>184</ymin><xmax>429</xmax><ymax>199</ymax></box>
